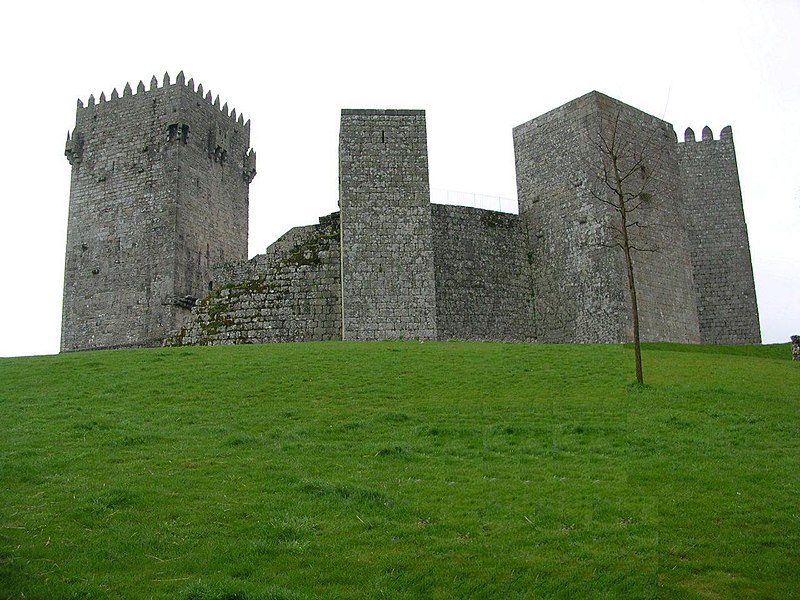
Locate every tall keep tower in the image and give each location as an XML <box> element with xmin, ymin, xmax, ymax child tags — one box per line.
<box><xmin>514</xmin><ymin>91</ymin><xmax>700</xmax><ymax>343</ymax></box>
<box><xmin>339</xmin><ymin>110</ymin><xmax>437</xmax><ymax>340</ymax></box>
<box><xmin>61</xmin><ymin>72</ymin><xmax>256</xmax><ymax>351</ymax></box>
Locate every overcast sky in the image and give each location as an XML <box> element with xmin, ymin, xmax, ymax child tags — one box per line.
<box><xmin>1</xmin><ymin>0</ymin><xmax>797</xmax><ymax>357</ymax></box>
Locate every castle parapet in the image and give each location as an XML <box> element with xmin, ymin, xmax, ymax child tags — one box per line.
<box><xmin>681</xmin><ymin>125</ymin><xmax>734</xmax><ymax>144</ymax></box>
<box><xmin>73</xmin><ymin>71</ymin><xmax>249</xmax><ymax>134</ymax></box>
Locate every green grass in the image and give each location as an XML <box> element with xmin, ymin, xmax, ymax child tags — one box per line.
<box><xmin>0</xmin><ymin>341</ymin><xmax>797</xmax><ymax>599</ymax></box>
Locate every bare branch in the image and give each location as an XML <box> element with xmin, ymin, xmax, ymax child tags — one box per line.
<box><xmin>586</xmin><ymin>107</ymin><xmax>667</xmax><ymax>385</ymax></box>
<box><xmin>629</xmin><ymin>243</ymin><xmax>659</xmax><ymax>253</ymax></box>
<box><xmin>625</xmin><ymin>220</ymin><xmax>647</xmax><ymax>229</ymax></box>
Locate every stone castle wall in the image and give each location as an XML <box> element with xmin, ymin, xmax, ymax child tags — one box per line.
<box><xmin>678</xmin><ymin>127</ymin><xmax>761</xmax><ymax>344</ymax></box>
<box><xmin>61</xmin><ymin>72</ymin><xmax>253</xmax><ymax>351</ymax></box>
<box><xmin>167</xmin><ymin>204</ymin><xmax>541</xmax><ymax>346</ymax></box>
<box><xmin>166</xmin><ymin>213</ymin><xmax>341</xmax><ymax>346</ymax></box>
<box><xmin>431</xmin><ymin>205</ymin><xmax>535</xmax><ymax>341</ymax></box>
<box><xmin>339</xmin><ymin>110</ymin><xmax>437</xmax><ymax>341</ymax></box>
<box><xmin>588</xmin><ymin>96</ymin><xmax>700</xmax><ymax>344</ymax></box>
<box><xmin>514</xmin><ymin>93</ymin><xmax>626</xmax><ymax>342</ymax></box>
<box><xmin>171</xmin><ymin>76</ymin><xmax>253</xmax><ymax>303</ymax></box>
<box><xmin>62</xmin><ymin>77</ymin><xmax>762</xmax><ymax>351</ymax></box>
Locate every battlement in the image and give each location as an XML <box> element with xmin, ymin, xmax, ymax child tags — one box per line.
<box><xmin>67</xmin><ymin>70</ymin><xmax>256</xmax><ymax>184</ymax></box>
<box><xmin>680</xmin><ymin>125</ymin><xmax>733</xmax><ymax>143</ymax></box>
<box><xmin>74</xmin><ymin>71</ymin><xmax>250</xmax><ymax>132</ymax></box>
<box><xmin>341</xmin><ymin>109</ymin><xmax>425</xmax><ymax>117</ymax></box>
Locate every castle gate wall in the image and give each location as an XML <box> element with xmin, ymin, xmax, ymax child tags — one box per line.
<box><xmin>677</xmin><ymin>127</ymin><xmax>761</xmax><ymax>344</ymax></box>
<box><xmin>431</xmin><ymin>205</ymin><xmax>536</xmax><ymax>341</ymax></box>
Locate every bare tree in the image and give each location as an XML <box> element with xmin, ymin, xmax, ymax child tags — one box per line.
<box><xmin>589</xmin><ymin>111</ymin><xmax>662</xmax><ymax>385</ymax></box>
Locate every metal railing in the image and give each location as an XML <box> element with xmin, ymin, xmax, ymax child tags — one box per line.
<box><xmin>430</xmin><ymin>189</ymin><xmax>518</xmax><ymax>214</ymax></box>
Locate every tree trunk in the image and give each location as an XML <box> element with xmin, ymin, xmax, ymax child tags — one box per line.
<box><xmin>616</xmin><ymin>171</ymin><xmax>644</xmax><ymax>385</ymax></box>
<box><xmin>624</xmin><ymin>242</ymin><xmax>644</xmax><ymax>385</ymax></box>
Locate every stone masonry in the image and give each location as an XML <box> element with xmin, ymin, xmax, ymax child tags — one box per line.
<box><xmin>432</xmin><ymin>205</ymin><xmax>536</xmax><ymax>341</ymax></box>
<box><xmin>166</xmin><ymin>213</ymin><xmax>341</xmax><ymax>345</ymax></box>
<box><xmin>339</xmin><ymin>110</ymin><xmax>438</xmax><ymax>341</ymax></box>
<box><xmin>678</xmin><ymin>126</ymin><xmax>761</xmax><ymax>344</ymax></box>
<box><xmin>62</xmin><ymin>72</ymin><xmax>255</xmax><ymax>351</ymax></box>
<box><xmin>62</xmin><ymin>77</ymin><xmax>761</xmax><ymax>350</ymax></box>
<box><xmin>513</xmin><ymin>92</ymin><xmax>701</xmax><ymax>343</ymax></box>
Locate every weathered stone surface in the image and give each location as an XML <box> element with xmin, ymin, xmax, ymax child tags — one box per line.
<box><xmin>165</xmin><ymin>213</ymin><xmax>341</xmax><ymax>346</ymax></box>
<box><xmin>432</xmin><ymin>205</ymin><xmax>535</xmax><ymax>341</ymax></box>
<box><xmin>338</xmin><ymin>110</ymin><xmax>437</xmax><ymax>341</ymax></box>
<box><xmin>61</xmin><ymin>74</ymin><xmax>253</xmax><ymax>351</ymax></box>
<box><xmin>678</xmin><ymin>126</ymin><xmax>761</xmax><ymax>344</ymax></box>
<box><xmin>792</xmin><ymin>335</ymin><xmax>800</xmax><ymax>361</ymax></box>
<box><xmin>62</xmin><ymin>80</ymin><xmax>762</xmax><ymax>351</ymax></box>
<box><xmin>514</xmin><ymin>91</ymin><xmax>701</xmax><ymax>343</ymax></box>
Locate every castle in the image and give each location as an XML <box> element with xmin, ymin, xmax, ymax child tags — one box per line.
<box><xmin>61</xmin><ymin>73</ymin><xmax>761</xmax><ymax>351</ymax></box>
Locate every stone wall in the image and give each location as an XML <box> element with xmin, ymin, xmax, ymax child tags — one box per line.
<box><xmin>61</xmin><ymin>72</ymin><xmax>253</xmax><ymax>351</ymax></box>
<box><xmin>62</xmin><ymin>78</ymin><xmax>762</xmax><ymax>352</ymax></box>
<box><xmin>339</xmin><ymin>110</ymin><xmax>437</xmax><ymax>340</ymax></box>
<box><xmin>431</xmin><ymin>205</ymin><xmax>535</xmax><ymax>341</ymax></box>
<box><xmin>166</xmin><ymin>213</ymin><xmax>341</xmax><ymax>345</ymax></box>
<box><xmin>213</xmin><ymin>223</ymin><xmax>320</xmax><ymax>287</ymax></box>
<box><xmin>677</xmin><ymin>127</ymin><xmax>761</xmax><ymax>344</ymax></box>
<box><xmin>513</xmin><ymin>91</ymin><xmax>700</xmax><ymax>343</ymax></box>
<box><xmin>514</xmin><ymin>93</ymin><xmax>627</xmax><ymax>342</ymax></box>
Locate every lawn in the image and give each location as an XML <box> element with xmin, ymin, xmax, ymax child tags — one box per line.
<box><xmin>0</xmin><ymin>342</ymin><xmax>797</xmax><ymax>599</ymax></box>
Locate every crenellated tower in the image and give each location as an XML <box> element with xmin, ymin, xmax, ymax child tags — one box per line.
<box><xmin>61</xmin><ymin>71</ymin><xmax>256</xmax><ymax>351</ymax></box>
<box><xmin>677</xmin><ymin>126</ymin><xmax>761</xmax><ymax>344</ymax></box>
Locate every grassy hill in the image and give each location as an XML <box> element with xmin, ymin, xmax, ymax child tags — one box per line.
<box><xmin>0</xmin><ymin>341</ymin><xmax>797</xmax><ymax>599</ymax></box>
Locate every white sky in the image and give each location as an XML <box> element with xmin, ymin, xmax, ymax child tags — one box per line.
<box><xmin>1</xmin><ymin>0</ymin><xmax>798</xmax><ymax>357</ymax></box>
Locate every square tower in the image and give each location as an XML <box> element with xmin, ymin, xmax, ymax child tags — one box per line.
<box><xmin>514</xmin><ymin>91</ymin><xmax>700</xmax><ymax>343</ymax></box>
<box><xmin>338</xmin><ymin>109</ymin><xmax>437</xmax><ymax>340</ymax></box>
<box><xmin>61</xmin><ymin>72</ymin><xmax>256</xmax><ymax>351</ymax></box>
